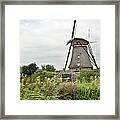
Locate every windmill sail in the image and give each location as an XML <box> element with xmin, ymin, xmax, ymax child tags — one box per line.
<box><xmin>64</xmin><ymin>20</ymin><xmax>76</xmax><ymax>70</ymax></box>
<box><xmin>88</xmin><ymin>44</ymin><xmax>98</xmax><ymax>69</ymax></box>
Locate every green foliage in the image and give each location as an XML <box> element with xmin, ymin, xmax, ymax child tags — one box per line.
<box><xmin>20</xmin><ymin>79</ymin><xmax>60</xmax><ymax>100</ymax></box>
<box><xmin>58</xmin><ymin>82</ymin><xmax>78</xmax><ymax>100</ymax></box>
<box><xmin>39</xmin><ymin>80</ymin><xmax>60</xmax><ymax>100</ymax></box>
<box><xmin>20</xmin><ymin>63</ymin><xmax>39</xmax><ymax>77</ymax></box>
<box><xmin>77</xmin><ymin>69</ymin><xmax>100</xmax><ymax>83</ymax></box>
<box><xmin>33</xmin><ymin>70</ymin><xmax>55</xmax><ymax>81</ymax></box>
<box><xmin>20</xmin><ymin>79</ymin><xmax>100</xmax><ymax>100</ymax></box>
<box><xmin>75</xmin><ymin>79</ymin><xmax>100</xmax><ymax>100</ymax></box>
<box><xmin>20</xmin><ymin>66</ymin><xmax>100</xmax><ymax>100</ymax></box>
<box><xmin>41</xmin><ymin>64</ymin><xmax>56</xmax><ymax>72</ymax></box>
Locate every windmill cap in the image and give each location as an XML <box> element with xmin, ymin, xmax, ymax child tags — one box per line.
<box><xmin>71</xmin><ymin>38</ymin><xmax>89</xmax><ymax>45</ymax></box>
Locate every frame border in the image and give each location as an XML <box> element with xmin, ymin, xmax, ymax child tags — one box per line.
<box><xmin>0</xmin><ymin>0</ymin><xmax>119</xmax><ymax>119</ymax></box>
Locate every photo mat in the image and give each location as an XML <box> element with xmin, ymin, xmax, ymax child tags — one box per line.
<box><xmin>20</xmin><ymin>19</ymin><xmax>100</xmax><ymax>100</ymax></box>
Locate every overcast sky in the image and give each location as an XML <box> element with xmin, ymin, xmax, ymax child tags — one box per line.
<box><xmin>20</xmin><ymin>19</ymin><xmax>100</xmax><ymax>70</ymax></box>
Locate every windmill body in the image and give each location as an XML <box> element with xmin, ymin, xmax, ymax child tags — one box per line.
<box><xmin>69</xmin><ymin>38</ymin><xmax>93</xmax><ymax>72</ymax></box>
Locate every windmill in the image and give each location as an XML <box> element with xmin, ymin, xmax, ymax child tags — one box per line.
<box><xmin>64</xmin><ymin>20</ymin><xmax>98</xmax><ymax>72</ymax></box>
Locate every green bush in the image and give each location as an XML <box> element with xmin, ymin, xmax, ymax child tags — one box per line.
<box><xmin>20</xmin><ymin>79</ymin><xmax>60</xmax><ymax>100</ymax></box>
<box><xmin>77</xmin><ymin>69</ymin><xmax>100</xmax><ymax>83</ymax></box>
<box><xmin>41</xmin><ymin>64</ymin><xmax>56</xmax><ymax>72</ymax></box>
<box><xmin>75</xmin><ymin>80</ymin><xmax>100</xmax><ymax>100</ymax></box>
<box><xmin>58</xmin><ymin>82</ymin><xmax>78</xmax><ymax>100</ymax></box>
<box><xmin>38</xmin><ymin>80</ymin><xmax>60</xmax><ymax>100</ymax></box>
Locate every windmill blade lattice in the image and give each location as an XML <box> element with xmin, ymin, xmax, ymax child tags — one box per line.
<box><xmin>64</xmin><ymin>20</ymin><xmax>76</xmax><ymax>70</ymax></box>
<box><xmin>88</xmin><ymin>44</ymin><xmax>98</xmax><ymax>69</ymax></box>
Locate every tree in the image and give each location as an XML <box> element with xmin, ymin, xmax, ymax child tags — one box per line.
<box><xmin>21</xmin><ymin>63</ymin><xmax>39</xmax><ymax>76</ymax></box>
<box><xmin>41</xmin><ymin>64</ymin><xmax>56</xmax><ymax>72</ymax></box>
<box><xmin>41</xmin><ymin>65</ymin><xmax>46</xmax><ymax>71</ymax></box>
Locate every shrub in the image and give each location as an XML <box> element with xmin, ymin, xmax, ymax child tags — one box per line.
<box><xmin>39</xmin><ymin>80</ymin><xmax>60</xmax><ymax>100</ymax></box>
<box><xmin>75</xmin><ymin>80</ymin><xmax>100</xmax><ymax>100</ymax></box>
<box><xmin>20</xmin><ymin>79</ymin><xmax>60</xmax><ymax>100</ymax></box>
<box><xmin>77</xmin><ymin>69</ymin><xmax>100</xmax><ymax>83</ymax></box>
<box><xmin>58</xmin><ymin>82</ymin><xmax>78</xmax><ymax>100</ymax></box>
<box><xmin>41</xmin><ymin>64</ymin><xmax>56</xmax><ymax>72</ymax></box>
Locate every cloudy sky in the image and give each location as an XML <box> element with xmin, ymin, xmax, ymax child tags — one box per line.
<box><xmin>20</xmin><ymin>19</ymin><xmax>100</xmax><ymax>70</ymax></box>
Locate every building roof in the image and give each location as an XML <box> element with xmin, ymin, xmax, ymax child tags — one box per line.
<box><xmin>71</xmin><ymin>38</ymin><xmax>89</xmax><ymax>45</ymax></box>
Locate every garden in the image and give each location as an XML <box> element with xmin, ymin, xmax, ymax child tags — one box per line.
<box><xmin>20</xmin><ymin>63</ymin><xmax>100</xmax><ymax>100</ymax></box>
